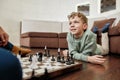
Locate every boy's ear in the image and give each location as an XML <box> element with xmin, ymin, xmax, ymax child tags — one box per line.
<box><xmin>83</xmin><ymin>23</ymin><xmax>88</xmax><ymax>30</ymax></box>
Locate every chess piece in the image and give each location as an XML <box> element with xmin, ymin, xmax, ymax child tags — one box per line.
<box><xmin>30</xmin><ymin>69</ymin><xmax>37</xmax><ymax>80</ymax></box>
<box><xmin>57</xmin><ymin>48</ymin><xmax>61</xmax><ymax>62</ymax></box>
<box><xmin>44</xmin><ymin>46</ymin><xmax>47</xmax><ymax>57</ymax></box>
<box><xmin>47</xmin><ymin>49</ymin><xmax>50</xmax><ymax>57</ymax></box>
<box><xmin>29</xmin><ymin>54</ymin><xmax>32</xmax><ymax>62</ymax></box>
<box><xmin>61</xmin><ymin>56</ymin><xmax>65</xmax><ymax>63</ymax></box>
<box><xmin>66</xmin><ymin>53</ymin><xmax>71</xmax><ymax>65</ymax></box>
<box><xmin>66</xmin><ymin>57</ymin><xmax>71</xmax><ymax>65</ymax></box>
<box><xmin>38</xmin><ymin>52</ymin><xmax>43</xmax><ymax>62</ymax></box>
<box><xmin>41</xmin><ymin>68</ymin><xmax>49</xmax><ymax>80</ymax></box>
<box><xmin>70</xmin><ymin>54</ymin><xmax>74</xmax><ymax>64</ymax></box>
<box><xmin>29</xmin><ymin>55</ymin><xmax>38</xmax><ymax>69</ymax></box>
<box><xmin>31</xmin><ymin>69</ymin><xmax>35</xmax><ymax>77</ymax></box>
<box><xmin>51</xmin><ymin>55</ymin><xmax>55</xmax><ymax>61</ymax></box>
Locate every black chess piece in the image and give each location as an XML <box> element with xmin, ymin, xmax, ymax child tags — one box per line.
<box><xmin>66</xmin><ymin>54</ymin><xmax>71</xmax><ymax>65</ymax></box>
<box><xmin>61</xmin><ymin>56</ymin><xmax>65</xmax><ymax>63</ymax></box>
<box><xmin>31</xmin><ymin>69</ymin><xmax>35</xmax><ymax>77</ymax></box>
<box><xmin>66</xmin><ymin>58</ymin><xmax>71</xmax><ymax>65</ymax></box>
<box><xmin>57</xmin><ymin>48</ymin><xmax>61</xmax><ymax>62</ymax></box>
<box><xmin>29</xmin><ymin>54</ymin><xmax>33</xmax><ymax>62</ymax></box>
<box><xmin>47</xmin><ymin>49</ymin><xmax>50</xmax><ymax>57</ymax></box>
<box><xmin>41</xmin><ymin>68</ymin><xmax>50</xmax><ymax>80</ymax></box>
<box><xmin>51</xmin><ymin>55</ymin><xmax>55</xmax><ymax>61</ymax></box>
<box><xmin>44</xmin><ymin>46</ymin><xmax>47</xmax><ymax>57</ymax></box>
<box><xmin>57</xmin><ymin>55</ymin><xmax>61</xmax><ymax>62</ymax></box>
<box><xmin>38</xmin><ymin>52</ymin><xmax>43</xmax><ymax>62</ymax></box>
<box><xmin>30</xmin><ymin>69</ymin><xmax>37</xmax><ymax>80</ymax></box>
<box><xmin>70</xmin><ymin>54</ymin><xmax>74</xmax><ymax>64</ymax></box>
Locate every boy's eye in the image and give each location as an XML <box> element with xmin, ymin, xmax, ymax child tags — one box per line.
<box><xmin>69</xmin><ymin>22</ymin><xmax>72</xmax><ymax>25</ymax></box>
<box><xmin>74</xmin><ymin>21</ymin><xmax>79</xmax><ymax>23</ymax></box>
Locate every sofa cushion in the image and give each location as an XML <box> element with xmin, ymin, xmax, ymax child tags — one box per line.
<box><xmin>58</xmin><ymin>32</ymin><xmax>67</xmax><ymax>38</ymax></box>
<box><xmin>109</xmin><ymin>26</ymin><xmax>120</xmax><ymax>36</ymax></box>
<box><xmin>21</xmin><ymin>32</ymin><xmax>58</xmax><ymax>38</ymax></box>
<box><xmin>109</xmin><ymin>36</ymin><xmax>120</xmax><ymax>54</ymax></box>
<box><xmin>58</xmin><ymin>32</ymin><xmax>68</xmax><ymax>49</ymax></box>
<box><xmin>92</xmin><ymin>18</ymin><xmax>115</xmax><ymax>29</ymax></box>
<box><xmin>91</xmin><ymin>18</ymin><xmax>116</xmax><ymax>37</ymax></box>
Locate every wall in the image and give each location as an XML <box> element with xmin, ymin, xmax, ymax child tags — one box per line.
<box><xmin>0</xmin><ymin>0</ymin><xmax>120</xmax><ymax>45</ymax></box>
<box><xmin>21</xmin><ymin>20</ymin><xmax>62</xmax><ymax>33</ymax></box>
<box><xmin>0</xmin><ymin>0</ymin><xmax>89</xmax><ymax>45</ymax></box>
<box><xmin>0</xmin><ymin>0</ymin><xmax>22</xmax><ymax>46</ymax></box>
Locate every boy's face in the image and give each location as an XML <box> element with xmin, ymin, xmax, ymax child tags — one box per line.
<box><xmin>69</xmin><ymin>16</ymin><xmax>87</xmax><ymax>37</ymax></box>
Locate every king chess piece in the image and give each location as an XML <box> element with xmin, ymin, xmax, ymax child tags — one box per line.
<box><xmin>57</xmin><ymin>48</ymin><xmax>61</xmax><ymax>62</ymax></box>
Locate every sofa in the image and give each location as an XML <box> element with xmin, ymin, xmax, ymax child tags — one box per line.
<box><xmin>20</xmin><ymin>32</ymin><xmax>68</xmax><ymax>49</ymax></box>
<box><xmin>91</xmin><ymin>18</ymin><xmax>120</xmax><ymax>54</ymax></box>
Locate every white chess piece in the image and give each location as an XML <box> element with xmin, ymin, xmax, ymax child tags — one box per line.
<box><xmin>58</xmin><ymin>48</ymin><xmax>60</xmax><ymax>52</ymax></box>
<box><xmin>36</xmin><ymin>52</ymin><xmax>39</xmax><ymax>59</ymax></box>
<box><xmin>29</xmin><ymin>55</ymin><xmax>38</xmax><ymax>69</ymax></box>
<box><xmin>17</xmin><ymin>54</ymin><xmax>21</xmax><ymax>62</ymax></box>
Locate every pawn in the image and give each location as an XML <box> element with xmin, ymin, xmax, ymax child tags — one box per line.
<box><xmin>61</xmin><ymin>56</ymin><xmax>65</xmax><ymax>63</ymax></box>
<box><xmin>42</xmin><ymin>68</ymin><xmax>49</xmax><ymax>80</ymax></box>
<box><xmin>30</xmin><ymin>69</ymin><xmax>37</xmax><ymax>80</ymax></box>
<box><xmin>51</xmin><ymin>55</ymin><xmax>55</xmax><ymax>61</ymax></box>
<box><xmin>70</xmin><ymin>54</ymin><xmax>74</xmax><ymax>64</ymax></box>
<box><xmin>29</xmin><ymin>54</ymin><xmax>32</xmax><ymax>62</ymax></box>
<box><xmin>66</xmin><ymin>57</ymin><xmax>71</xmax><ymax>65</ymax></box>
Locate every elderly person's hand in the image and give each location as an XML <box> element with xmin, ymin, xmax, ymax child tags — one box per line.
<box><xmin>0</xmin><ymin>27</ymin><xmax>9</xmax><ymax>46</ymax></box>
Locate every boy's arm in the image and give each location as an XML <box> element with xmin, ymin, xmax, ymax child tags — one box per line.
<box><xmin>68</xmin><ymin>40</ymin><xmax>96</xmax><ymax>62</ymax></box>
<box><xmin>68</xmin><ymin>34</ymin><xmax>98</xmax><ymax>62</ymax></box>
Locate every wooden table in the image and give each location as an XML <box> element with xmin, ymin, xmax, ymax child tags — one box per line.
<box><xmin>53</xmin><ymin>54</ymin><xmax>120</xmax><ymax>80</ymax></box>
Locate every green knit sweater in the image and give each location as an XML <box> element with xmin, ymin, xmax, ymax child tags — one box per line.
<box><xmin>67</xmin><ymin>29</ymin><xmax>101</xmax><ymax>62</ymax></box>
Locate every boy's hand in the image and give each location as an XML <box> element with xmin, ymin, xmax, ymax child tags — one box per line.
<box><xmin>62</xmin><ymin>49</ymin><xmax>68</xmax><ymax>56</ymax></box>
<box><xmin>87</xmin><ymin>55</ymin><xmax>106</xmax><ymax>64</ymax></box>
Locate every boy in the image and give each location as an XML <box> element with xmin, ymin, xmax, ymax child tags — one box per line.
<box><xmin>63</xmin><ymin>12</ymin><xmax>110</xmax><ymax>64</ymax></box>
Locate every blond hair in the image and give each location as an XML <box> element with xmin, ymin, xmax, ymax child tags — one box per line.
<box><xmin>68</xmin><ymin>12</ymin><xmax>88</xmax><ymax>24</ymax></box>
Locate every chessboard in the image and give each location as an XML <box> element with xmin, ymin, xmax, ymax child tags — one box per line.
<box><xmin>18</xmin><ymin>48</ymin><xmax>82</xmax><ymax>80</ymax></box>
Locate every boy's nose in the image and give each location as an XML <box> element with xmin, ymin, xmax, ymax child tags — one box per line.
<box><xmin>70</xmin><ymin>23</ymin><xmax>74</xmax><ymax>27</ymax></box>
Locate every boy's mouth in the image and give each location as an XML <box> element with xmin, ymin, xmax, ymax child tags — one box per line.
<box><xmin>71</xmin><ymin>29</ymin><xmax>76</xmax><ymax>32</ymax></box>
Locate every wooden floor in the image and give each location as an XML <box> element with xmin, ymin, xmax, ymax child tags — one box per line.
<box><xmin>30</xmin><ymin>49</ymin><xmax>120</xmax><ymax>80</ymax></box>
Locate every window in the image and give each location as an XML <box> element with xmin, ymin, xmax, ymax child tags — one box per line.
<box><xmin>77</xmin><ymin>3</ymin><xmax>90</xmax><ymax>16</ymax></box>
<box><xmin>101</xmin><ymin>0</ymin><xmax>116</xmax><ymax>13</ymax></box>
